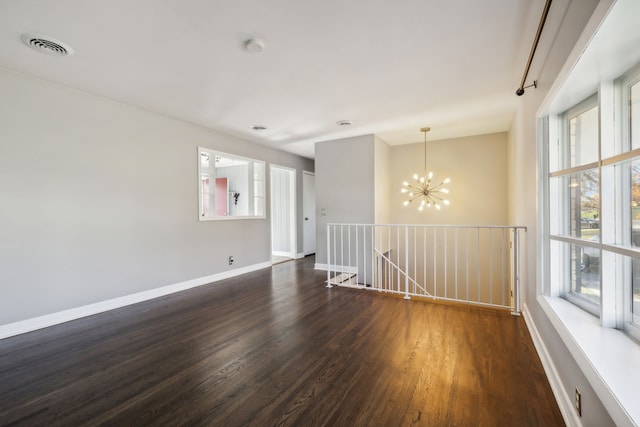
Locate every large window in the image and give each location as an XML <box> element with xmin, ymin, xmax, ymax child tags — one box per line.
<box><xmin>546</xmin><ymin>64</ymin><xmax>640</xmax><ymax>338</ymax></box>
<box><xmin>628</xmin><ymin>77</ymin><xmax>640</xmax><ymax>328</ymax></box>
<box><xmin>198</xmin><ymin>147</ymin><xmax>265</xmax><ymax>220</ymax></box>
<box><xmin>549</xmin><ymin>97</ymin><xmax>602</xmax><ymax>313</ymax></box>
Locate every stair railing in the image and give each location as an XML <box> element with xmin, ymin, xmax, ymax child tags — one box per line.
<box><xmin>325</xmin><ymin>224</ymin><xmax>526</xmax><ymax>314</ymax></box>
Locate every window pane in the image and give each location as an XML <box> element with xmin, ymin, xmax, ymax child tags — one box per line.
<box><xmin>201</xmin><ymin>176</ymin><xmax>211</xmax><ymax>217</ymax></box>
<box><xmin>254</xmin><ymin>161</ymin><xmax>264</xmax><ymax>179</ymax></box>
<box><xmin>632</xmin><ymin>160</ymin><xmax>640</xmax><ymax>246</ymax></box>
<box><xmin>634</xmin><ymin>258</ymin><xmax>640</xmax><ymax>325</ymax></box>
<box><xmin>549</xmin><ymin>176</ymin><xmax>562</xmax><ymax>236</ymax></box>
<box><xmin>254</xmin><ymin>180</ymin><xmax>264</xmax><ymax>197</ymax></box>
<box><xmin>549</xmin><ymin>118</ymin><xmax>560</xmax><ymax>173</ymax></box>
<box><xmin>631</xmin><ymin>81</ymin><xmax>640</xmax><ymax>150</ymax></box>
<box><xmin>628</xmin><ymin>259</ymin><xmax>640</xmax><ymax>327</ymax></box>
<box><xmin>568</xmin><ymin>169</ymin><xmax>600</xmax><ymax>240</ymax></box>
<box><xmin>200</xmin><ymin>151</ymin><xmax>210</xmax><ymax>168</ymax></box>
<box><xmin>571</xmin><ymin>243</ymin><xmax>601</xmax><ymax>305</ymax></box>
<box><xmin>254</xmin><ymin>197</ymin><xmax>264</xmax><ymax>216</ymax></box>
<box><xmin>569</xmin><ymin>105</ymin><xmax>599</xmax><ymax>167</ymax></box>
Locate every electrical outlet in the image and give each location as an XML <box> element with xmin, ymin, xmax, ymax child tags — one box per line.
<box><xmin>575</xmin><ymin>388</ymin><xmax>581</xmax><ymax>416</ymax></box>
<box><xmin>229</xmin><ymin>256</ymin><xmax>234</xmax><ymax>265</ymax></box>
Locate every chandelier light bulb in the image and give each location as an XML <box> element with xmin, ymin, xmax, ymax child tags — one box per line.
<box><xmin>403</xmin><ymin>201</ymin><xmax>410</xmax><ymax>206</ymax></box>
<box><xmin>444</xmin><ymin>177</ymin><xmax>451</xmax><ymax>184</ymax></box>
<box><xmin>413</xmin><ymin>174</ymin><xmax>419</xmax><ymax>180</ymax></box>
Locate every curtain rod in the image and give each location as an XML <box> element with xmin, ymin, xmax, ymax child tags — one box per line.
<box><xmin>516</xmin><ymin>0</ymin><xmax>553</xmax><ymax>96</ymax></box>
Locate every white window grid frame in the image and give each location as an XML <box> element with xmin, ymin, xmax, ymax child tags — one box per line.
<box><xmin>197</xmin><ymin>147</ymin><xmax>267</xmax><ymax>221</ymax></box>
<box><xmin>549</xmin><ymin>95</ymin><xmax>601</xmax><ymax>316</ymax></box>
<box><xmin>544</xmin><ymin>66</ymin><xmax>640</xmax><ymax>341</ymax></box>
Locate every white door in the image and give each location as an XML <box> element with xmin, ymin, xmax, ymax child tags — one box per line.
<box><xmin>270</xmin><ymin>166</ymin><xmax>296</xmax><ymax>259</ymax></box>
<box><xmin>303</xmin><ymin>171</ymin><xmax>316</xmax><ymax>256</ymax></box>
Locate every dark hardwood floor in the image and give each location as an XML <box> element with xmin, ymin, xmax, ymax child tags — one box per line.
<box><xmin>0</xmin><ymin>256</ymin><xmax>563</xmax><ymax>426</ymax></box>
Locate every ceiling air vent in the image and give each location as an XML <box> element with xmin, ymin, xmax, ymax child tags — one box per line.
<box><xmin>21</xmin><ymin>33</ymin><xmax>73</xmax><ymax>57</ymax></box>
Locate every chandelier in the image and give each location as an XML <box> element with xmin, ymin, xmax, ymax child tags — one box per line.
<box><xmin>401</xmin><ymin>127</ymin><xmax>450</xmax><ymax>210</ymax></box>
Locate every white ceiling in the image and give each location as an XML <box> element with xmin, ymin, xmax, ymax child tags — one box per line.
<box><xmin>0</xmin><ymin>0</ymin><xmax>546</xmax><ymax>158</ymax></box>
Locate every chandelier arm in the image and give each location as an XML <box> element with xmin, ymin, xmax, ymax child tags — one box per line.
<box><xmin>430</xmin><ymin>181</ymin><xmax>448</xmax><ymax>190</ymax></box>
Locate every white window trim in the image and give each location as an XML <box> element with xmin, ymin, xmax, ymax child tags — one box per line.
<box><xmin>197</xmin><ymin>147</ymin><xmax>266</xmax><ymax>221</ymax></box>
<box><xmin>549</xmin><ymin>94</ymin><xmax>602</xmax><ymax>316</ymax></box>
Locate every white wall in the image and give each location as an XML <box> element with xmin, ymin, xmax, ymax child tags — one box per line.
<box><xmin>374</xmin><ymin>136</ymin><xmax>391</xmax><ymax>224</ymax></box>
<box><xmin>315</xmin><ymin>135</ymin><xmax>376</xmax><ymax>265</ymax></box>
<box><xmin>0</xmin><ymin>67</ymin><xmax>313</xmax><ymax>327</ymax></box>
<box><xmin>391</xmin><ymin>132</ymin><xmax>508</xmax><ymax>225</ymax></box>
<box><xmin>508</xmin><ymin>0</ymin><xmax>616</xmax><ymax>425</ymax></box>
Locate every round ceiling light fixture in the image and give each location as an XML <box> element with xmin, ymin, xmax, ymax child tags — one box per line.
<box><xmin>21</xmin><ymin>33</ymin><xmax>74</xmax><ymax>57</ymax></box>
<box><xmin>244</xmin><ymin>38</ymin><xmax>264</xmax><ymax>53</ymax></box>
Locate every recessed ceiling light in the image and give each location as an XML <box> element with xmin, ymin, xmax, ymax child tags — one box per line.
<box><xmin>251</xmin><ymin>125</ymin><xmax>267</xmax><ymax>131</ymax></box>
<box><xmin>336</xmin><ymin>120</ymin><xmax>352</xmax><ymax>126</ymax></box>
<box><xmin>21</xmin><ymin>33</ymin><xmax>73</xmax><ymax>57</ymax></box>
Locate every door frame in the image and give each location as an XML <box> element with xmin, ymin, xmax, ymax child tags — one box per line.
<box><xmin>270</xmin><ymin>165</ymin><xmax>297</xmax><ymax>261</ymax></box>
<box><xmin>303</xmin><ymin>170</ymin><xmax>316</xmax><ymax>256</ymax></box>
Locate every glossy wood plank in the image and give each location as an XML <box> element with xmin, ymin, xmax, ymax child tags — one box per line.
<box><xmin>0</xmin><ymin>257</ymin><xmax>563</xmax><ymax>426</ymax></box>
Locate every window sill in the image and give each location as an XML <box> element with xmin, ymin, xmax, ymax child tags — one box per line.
<box><xmin>538</xmin><ymin>295</ymin><xmax>640</xmax><ymax>426</ymax></box>
<box><xmin>199</xmin><ymin>215</ymin><xmax>267</xmax><ymax>221</ymax></box>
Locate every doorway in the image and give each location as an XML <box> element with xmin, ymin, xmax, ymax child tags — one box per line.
<box><xmin>270</xmin><ymin>165</ymin><xmax>296</xmax><ymax>263</ymax></box>
<box><xmin>303</xmin><ymin>171</ymin><xmax>316</xmax><ymax>256</ymax></box>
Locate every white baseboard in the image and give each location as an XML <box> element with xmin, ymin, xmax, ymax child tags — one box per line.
<box><xmin>272</xmin><ymin>252</ymin><xmax>305</xmax><ymax>260</ymax></box>
<box><xmin>0</xmin><ymin>261</ymin><xmax>271</xmax><ymax>340</ymax></box>
<box><xmin>522</xmin><ymin>303</ymin><xmax>581</xmax><ymax>427</ymax></box>
<box><xmin>272</xmin><ymin>251</ymin><xmax>293</xmax><ymax>258</ymax></box>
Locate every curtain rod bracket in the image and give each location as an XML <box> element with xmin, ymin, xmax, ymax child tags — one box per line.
<box><xmin>516</xmin><ymin>80</ymin><xmax>538</xmax><ymax>96</ymax></box>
